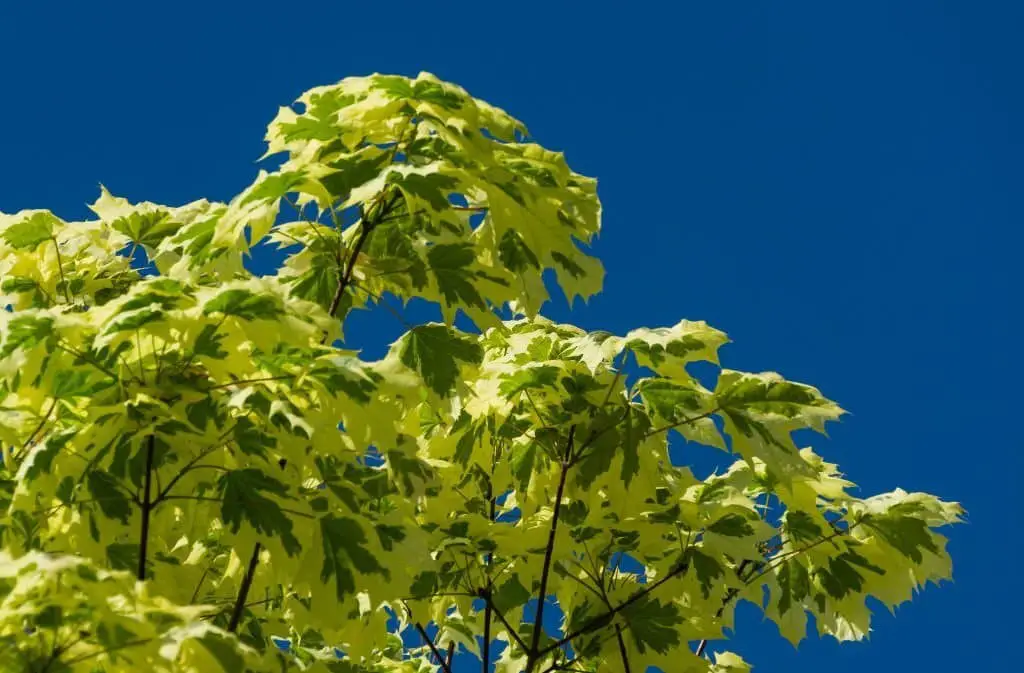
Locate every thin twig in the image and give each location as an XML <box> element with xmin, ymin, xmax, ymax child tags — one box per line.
<box><xmin>537</xmin><ymin>560</ymin><xmax>690</xmax><ymax>659</ymax></box>
<box><xmin>23</xmin><ymin>398</ymin><xmax>59</xmax><ymax>449</ymax></box>
<box><xmin>51</xmin><ymin>237</ymin><xmax>71</xmax><ymax>303</ymax></box>
<box><xmin>205</xmin><ymin>375</ymin><xmax>294</xmax><ymax>390</ymax></box>
<box><xmin>643</xmin><ymin>409</ymin><xmax>719</xmax><ymax>439</ymax></box>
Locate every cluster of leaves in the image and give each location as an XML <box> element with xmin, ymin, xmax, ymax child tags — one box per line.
<box><xmin>0</xmin><ymin>72</ymin><xmax>961</xmax><ymax>673</ymax></box>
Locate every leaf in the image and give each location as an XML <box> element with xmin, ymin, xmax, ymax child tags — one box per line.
<box><xmin>637</xmin><ymin>377</ymin><xmax>724</xmax><ymax>449</ymax></box>
<box><xmin>203</xmin><ymin>288</ymin><xmax>283</xmax><ymax>320</ymax></box>
<box><xmin>707</xmin><ymin>513</ymin><xmax>755</xmax><ymax>538</ymax></box>
<box><xmin>319</xmin><ymin>515</ymin><xmax>386</xmax><ymax>601</ymax></box>
<box><xmin>1</xmin><ymin>211</ymin><xmax>56</xmax><ymax>249</ymax></box>
<box><xmin>86</xmin><ymin>471</ymin><xmax>132</xmax><ymax>524</ymax></box>
<box><xmin>621</xmin><ymin>596</ymin><xmax>681</xmax><ymax>655</ymax></box>
<box><xmin>491</xmin><ymin>575</ymin><xmax>530</xmax><ymax>614</ymax></box>
<box><xmin>714</xmin><ymin>370</ymin><xmax>844</xmax><ymax>480</ymax></box>
<box><xmin>686</xmin><ymin>547</ymin><xmax>724</xmax><ymax>599</ymax></box>
<box><xmin>427</xmin><ymin>243</ymin><xmax>486</xmax><ymax>311</ymax></box>
<box><xmin>0</xmin><ymin>313</ymin><xmax>54</xmax><ymax>357</ymax></box>
<box><xmin>776</xmin><ymin>559</ymin><xmax>810</xmax><ymax>617</ymax></box>
<box><xmin>863</xmin><ymin>513</ymin><xmax>938</xmax><ymax>564</ymax></box>
<box><xmin>219</xmin><ymin>469</ymin><xmax>301</xmax><ymax>555</ymax></box>
<box><xmin>396</xmin><ymin>324</ymin><xmax>483</xmax><ymax>396</ymax></box>
<box><xmin>619</xmin><ymin>319</ymin><xmax>729</xmax><ymax>378</ymax></box>
<box><xmin>711</xmin><ymin>652</ymin><xmax>752</xmax><ymax>673</ymax></box>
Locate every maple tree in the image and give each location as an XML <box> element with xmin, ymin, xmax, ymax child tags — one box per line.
<box><xmin>0</xmin><ymin>73</ymin><xmax>962</xmax><ymax>673</ymax></box>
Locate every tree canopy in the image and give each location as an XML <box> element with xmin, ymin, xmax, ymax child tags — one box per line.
<box><xmin>0</xmin><ymin>72</ymin><xmax>962</xmax><ymax>673</ymax></box>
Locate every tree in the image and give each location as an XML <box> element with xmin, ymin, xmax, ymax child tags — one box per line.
<box><xmin>0</xmin><ymin>72</ymin><xmax>961</xmax><ymax>673</ymax></box>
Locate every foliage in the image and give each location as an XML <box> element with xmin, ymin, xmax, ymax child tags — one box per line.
<box><xmin>0</xmin><ymin>72</ymin><xmax>961</xmax><ymax>673</ymax></box>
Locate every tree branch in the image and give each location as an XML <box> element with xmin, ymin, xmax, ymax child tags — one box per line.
<box><xmin>23</xmin><ymin>397</ymin><xmax>59</xmax><ymax>449</ymax></box>
<box><xmin>327</xmin><ymin>190</ymin><xmax>402</xmax><ymax>321</ymax></box>
<box><xmin>526</xmin><ymin>425</ymin><xmax>576</xmax><ymax>671</ymax></box>
<box><xmin>643</xmin><ymin>408</ymin><xmax>720</xmax><ymax>440</ymax></box>
<box><xmin>153</xmin><ymin>444</ymin><xmax>222</xmax><ymax>505</ymax></box>
<box><xmin>227</xmin><ymin>543</ymin><xmax>261</xmax><ymax>633</ymax></box>
<box><xmin>205</xmin><ymin>375</ymin><xmax>294</xmax><ymax>391</ymax></box>
<box><xmin>224</xmin><ymin>186</ymin><xmax>404</xmax><ymax>637</ymax></box>
<box><xmin>487</xmin><ymin>596</ymin><xmax>529</xmax><ymax>653</ymax></box>
<box><xmin>412</xmin><ymin>620</ymin><xmax>452</xmax><ymax>673</ymax></box>
<box><xmin>693</xmin><ymin>523</ymin><xmax>860</xmax><ymax>657</ymax></box>
<box><xmin>446</xmin><ymin>641</ymin><xmax>456</xmax><ymax>669</ymax></box>
<box><xmin>137</xmin><ymin>435</ymin><xmax>156</xmax><ymax>581</ymax></box>
<box><xmin>537</xmin><ymin>559</ymin><xmax>690</xmax><ymax>659</ymax></box>
<box><xmin>614</xmin><ymin>624</ymin><xmax>632</xmax><ymax>673</ymax></box>
<box><xmin>483</xmin><ymin>478</ymin><xmax>495</xmax><ymax>672</ymax></box>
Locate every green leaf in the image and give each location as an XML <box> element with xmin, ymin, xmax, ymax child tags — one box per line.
<box><xmin>621</xmin><ymin>596</ymin><xmax>681</xmax><ymax>655</ymax></box>
<box><xmin>397</xmin><ymin>324</ymin><xmax>483</xmax><ymax>396</ymax></box>
<box><xmin>686</xmin><ymin>547</ymin><xmax>724</xmax><ymax>599</ymax></box>
<box><xmin>491</xmin><ymin>575</ymin><xmax>530</xmax><ymax>614</ymax></box>
<box><xmin>0</xmin><ymin>313</ymin><xmax>54</xmax><ymax>357</ymax></box>
<box><xmin>219</xmin><ymin>469</ymin><xmax>301</xmax><ymax>555</ymax></box>
<box><xmin>783</xmin><ymin>510</ymin><xmax>824</xmax><ymax>544</ymax></box>
<box><xmin>863</xmin><ymin>513</ymin><xmax>939</xmax><ymax>564</ymax></box>
<box><xmin>707</xmin><ymin>513</ymin><xmax>755</xmax><ymax>538</ymax></box>
<box><xmin>319</xmin><ymin>515</ymin><xmax>386</xmax><ymax>601</ymax></box>
<box><xmin>497</xmin><ymin>229</ymin><xmax>540</xmax><ymax>272</ymax></box>
<box><xmin>427</xmin><ymin>243</ymin><xmax>486</xmax><ymax>311</ymax></box>
<box><xmin>203</xmin><ymin>288</ymin><xmax>283</xmax><ymax>320</ymax></box>
<box><xmin>1</xmin><ymin>211</ymin><xmax>56</xmax><ymax>249</ymax></box>
<box><xmin>777</xmin><ymin>559</ymin><xmax>810</xmax><ymax>616</ymax></box>
<box><xmin>86</xmin><ymin>472</ymin><xmax>132</xmax><ymax>524</ymax></box>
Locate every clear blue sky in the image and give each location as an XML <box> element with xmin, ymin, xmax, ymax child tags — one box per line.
<box><xmin>1</xmin><ymin>1</ymin><xmax>1019</xmax><ymax>670</ymax></box>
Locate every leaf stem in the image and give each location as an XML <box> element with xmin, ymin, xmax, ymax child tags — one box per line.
<box><xmin>51</xmin><ymin>236</ymin><xmax>71</xmax><ymax>303</ymax></box>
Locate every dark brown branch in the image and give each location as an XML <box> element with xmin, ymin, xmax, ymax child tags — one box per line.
<box><xmin>526</xmin><ymin>426</ymin><xmax>576</xmax><ymax>672</ymax></box>
<box><xmin>136</xmin><ymin>435</ymin><xmax>156</xmax><ymax>581</ymax></box>
<box><xmin>227</xmin><ymin>543</ymin><xmax>261</xmax><ymax>632</ymax></box>
<box><xmin>488</xmin><ymin>596</ymin><xmax>529</xmax><ymax>653</ymax></box>
<box><xmin>483</xmin><ymin>478</ymin><xmax>496</xmax><ymax>672</ymax></box>
<box><xmin>614</xmin><ymin>624</ymin><xmax>632</xmax><ymax>673</ymax></box>
<box><xmin>226</xmin><ymin>187</ymin><xmax>403</xmax><ymax>639</ymax></box>
<box><xmin>153</xmin><ymin>444</ymin><xmax>222</xmax><ymax>504</ymax></box>
<box><xmin>413</xmin><ymin>621</ymin><xmax>452</xmax><ymax>673</ymax></box>
<box><xmin>327</xmin><ymin>190</ymin><xmax>402</xmax><ymax>321</ymax></box>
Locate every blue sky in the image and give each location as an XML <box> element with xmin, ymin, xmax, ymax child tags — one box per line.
<box><xmin>1</xmin><ymin>1</ymin><xmax>1019</xmax><ymax>670</ymax></box>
